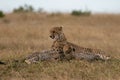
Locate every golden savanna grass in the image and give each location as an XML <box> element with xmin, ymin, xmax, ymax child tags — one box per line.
<box><xmin>0</xmin><ymin>13</ymin><xmax>120</xmax><ymax>80</ymax></box>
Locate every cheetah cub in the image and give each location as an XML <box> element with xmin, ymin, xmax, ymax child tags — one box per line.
<box><xmin>63</xmin><ymin>44</ymin><xmax>110</xmax><ymax>61</ymax></box>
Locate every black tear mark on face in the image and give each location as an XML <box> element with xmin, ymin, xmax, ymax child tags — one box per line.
<box><xmin>73</xmin><ymin>48</ymin><xmax>75</xmax><ymax>52</ymax></box>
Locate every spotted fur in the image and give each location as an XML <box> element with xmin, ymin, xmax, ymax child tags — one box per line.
<box><xmin>25</xmin><ymin>49</ymin><xmax>61</xmax><ymax>64</ymax></box>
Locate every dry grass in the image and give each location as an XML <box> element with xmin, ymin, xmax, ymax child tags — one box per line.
<box><xmin>0</xmin><ymin>13</ymin><xmax>120</xmax><ymax>80</ymax></box>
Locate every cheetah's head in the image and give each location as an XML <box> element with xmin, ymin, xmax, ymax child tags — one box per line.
<box><xmin>49</xmin><ymin>26</ymin><xmax>66</xmax><ymax>41</ymax></box>
<box><xmin>63</xmin><ymin>44</ymin><xmax>75</xmax><ymax>54</ymax></box>
<box><xmin>63</xmin><ymin>44</ymin><xmax>75</xmax><ymax>60</ymax></box>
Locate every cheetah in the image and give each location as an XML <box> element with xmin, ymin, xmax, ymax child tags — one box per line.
<box><xmin>53</xmin><ymin>41</ymin><xmax>110</xmax><ymax>61</ymax></box>
<box><xmin>63</xmin><ymin>44</ymin><xmax>110</xmax><ymax>61</ymax></box>
<box><xmin>52</xmin><ymin>41</ymin><xmax>74</xmax><ymax>61</ymax></box>
<box><xmin>25</xmin><ymin>49</ymin><xmax>62</xmax><ymax>64</ymax></box>
<box><xmin>53</xmin><ymin>41</ymin><xmax>75</xmax><ymax>60</ymax></box>
<box><xmin>49</xmin><ymin>26</ymin><xmax>110</xmax><ymax>61</ymax></box>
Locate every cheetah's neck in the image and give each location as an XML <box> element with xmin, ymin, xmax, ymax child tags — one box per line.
<box><xmin>56</xmin><ymin>33</ymin><xmax>67</xmax><ymax>42</ymax></box>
